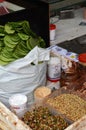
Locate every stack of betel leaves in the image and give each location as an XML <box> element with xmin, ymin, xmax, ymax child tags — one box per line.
<box><xmin>0</xmin><ymin>20</ymin><xmax>46</xmax><ymax>66</ymax></box>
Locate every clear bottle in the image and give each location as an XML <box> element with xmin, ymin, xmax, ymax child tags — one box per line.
<box><xmin>60</xmin><ymin>57</ymin><xmax>80</xmax><ymax>90</ymax></box>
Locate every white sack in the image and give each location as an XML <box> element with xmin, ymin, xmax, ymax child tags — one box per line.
<box><xmin>0</xmin><ymin>46</ymin><xmax>50</xmax><ymax>107</ymax></box>
<box><xmin>65</xmin><ymin>115</ymin><xmax>86</xmax><ymax>130</ymax></box>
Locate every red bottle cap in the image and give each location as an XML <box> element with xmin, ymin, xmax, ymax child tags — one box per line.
<box><xmin>47</xmin><ymin>77</ymin><xmax>60</xmax><ymax>82</ymax></box>
<box><xmin>78</xmin><ymin>53</ymin><xmax>86</xmax><ymax>63</ymax></box>
<box><xmin>50</xmin><ymin>24</ymin><xmax>56</xmax><ymax>30</ymax></box>
<box><xmin>0</xmin><ymin>0</ymin><xmax>4</xmax><ymax>2</ymax></box>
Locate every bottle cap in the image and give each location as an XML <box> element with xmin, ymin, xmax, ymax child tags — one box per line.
<box><xmin>50</xmin><ymin>24</ymin><xmax>56</xmax><ymax>30</ymax></box>
<box><xmin>78</xmin><ymin>53</ymin><xmax>86</xmax><ymax>63</ymax></box>
<box><xmin>0</xmin><ymin>0</ymin><xmax>4</xmax><ymax>2</ymax></box>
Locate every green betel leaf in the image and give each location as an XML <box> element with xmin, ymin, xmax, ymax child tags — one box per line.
<box><xmin>4</xmin><ymin>35</ymin><xmax>19</xmax><ymax>48</ymax></box>
<box><xmin>0</xmin><ymin>25</ymin><xmax>5</xmax><ymax>36</ymax></box>
<box><xmin>18</xmin><ymin>33</ymin><xmax>29</xmax><ymax>40</ymax></box>
<box><xmin>5</xmin><ymin>24</ymin><xmax>15</xmax><ymax>34</ymax></box>
<box><xmin>0</xmin><ymin>59</ymin><xmax>9</xmax><ymax>66</ymax></box>
<box><xmin>0</xmin><ymin>20</ymin><xmax>46</xmax><ymax>65</ymax></box>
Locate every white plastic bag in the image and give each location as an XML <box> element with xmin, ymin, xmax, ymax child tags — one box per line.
<box><xmin>0</xmin><ymin>46</ymin><xmax>50</xmax><ymax>107</ymax></box>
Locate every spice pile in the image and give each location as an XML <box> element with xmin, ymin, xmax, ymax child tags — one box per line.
<box><xmin>46</xmin><ymin>94</ymin><xmax>86</xmax><ymax>122</ymax></box>
<box><xmin>22</xmin><ymin>106</ymin><xmax>68</xmax><ymax>130</ymax></box>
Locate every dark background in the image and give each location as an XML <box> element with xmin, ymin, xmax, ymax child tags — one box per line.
<box><xmin>0</xmin><ymin>0</ymin><xmax>50</xmax><ymax>47</ymax></box>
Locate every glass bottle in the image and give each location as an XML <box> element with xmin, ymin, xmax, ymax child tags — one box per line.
<box><xmin>78</xmin><ymin>53</ymin><xmax>86</xmax><ymax>86</ymax></box>
<box><xmin>60</xmin><ymin>57</ymin><xmax>80</xmax><ymax>90</ymax></box>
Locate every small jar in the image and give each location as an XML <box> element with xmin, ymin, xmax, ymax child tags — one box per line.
<box><xmin>50</xmin><ymin>24</ymin><xmax>56</xmax><ymax>41</ymax></box>
<box><xmin>78</xmin><ymin>53</ymin><xmax>86</xmax><ymax>75</ymax></box>
<box><xmin>34</xmin><ymin>86</ymin><xmax>51</xmax><ymax>102</ymax></box>
<box><xmin>9</xmin><ymin>94</ymin><xmax>27</xmax><ymax>117</ymax></box>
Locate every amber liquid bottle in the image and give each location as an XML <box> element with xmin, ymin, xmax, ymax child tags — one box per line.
<box><xmin>60</xmin><ymin>60</ymin><xmax>80</xmax><ymax>90</ymax></box>
<box><xmin>78</xmin><ymin>53</ymin><xmax>86</xmax><ymax>87</ymax></box>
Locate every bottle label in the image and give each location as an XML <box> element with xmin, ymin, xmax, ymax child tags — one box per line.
<box><xmin>47</xmin><ymin>63</ymin><xmax>61</xmax><ymax>81</ymax></box>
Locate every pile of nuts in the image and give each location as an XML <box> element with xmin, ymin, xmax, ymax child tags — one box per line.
<box><xmin>46</xmin><ymin>94</ymin><xmax>86</xmax><ymax>122</ymax></box>
<box><xmin>22</xmin><ymin>106</ymin><xmax>68</xmax><ymax>130</ymax></box>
